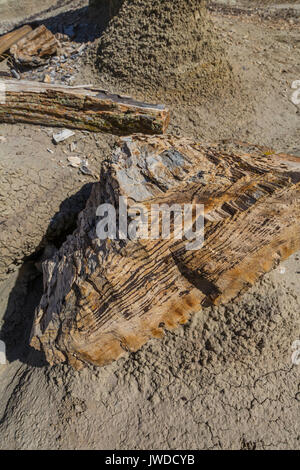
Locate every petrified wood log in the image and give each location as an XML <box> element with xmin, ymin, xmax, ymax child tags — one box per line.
<box><xmin>30</xmin><ymin>136</ymin><xmax>300</xmax><ymax>369</ymax></box>
<box><xmin>0</xmin><ymin>25</ymin><xmax>32</xmax><ymax>56</ymax></box>
<box><xmin>10</xmin><ymin>25</ymin><xmax>58</xmax><ymax>66</ymax></box>
<box><xmin>0</xmin><ymin>80</ymin><xmax>170</xmax><ymax>135</ymax></box>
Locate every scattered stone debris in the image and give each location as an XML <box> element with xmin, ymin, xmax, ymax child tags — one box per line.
<box><xmin>0</xmin><ymin>16</ymin><xmax>94</xmax><ymax>86</ymax></box>
<box><xmin>17</xmin><ymin>33</ymin><xmax>89</xmax><ymax>85</ymax></box>
<box><xmin>67</xmin><ymin>155</ymin><xmax>94</xmax><ymax>176</ymax></box>
<box><xmin>52</xmin><ymin>129</ymin><xmax>75</xmax><ymax>144</ymax></box>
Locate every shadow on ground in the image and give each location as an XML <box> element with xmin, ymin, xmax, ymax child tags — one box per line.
<box><xmin>5</xmin><ymin>1</ymin><xmax>125</xmax><ymax>45</ymax></box>
<box><xmin>0</xmin><ymin>183</ymin><xmax>94</xmax><ymax>368</ymax></box>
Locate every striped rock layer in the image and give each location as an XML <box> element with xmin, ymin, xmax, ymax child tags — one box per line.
<box><xmin>30</xmin><ymin>136</ymin><xmax>300</xmax><ymax>369</ymax></box>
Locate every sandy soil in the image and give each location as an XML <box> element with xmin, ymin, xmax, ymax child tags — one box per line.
<box><xmin>0</xmin><ymin>0</ymin><xmax>299</xmax><ymax>450</ymax></box>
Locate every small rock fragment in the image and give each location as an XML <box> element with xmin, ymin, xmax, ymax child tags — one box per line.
<box><xmin>43</xmin><ymin>73</ymin><xmax>52</xmax><ymax>83</ymax></box>
<box><xmin>55</xmin><ymin>33</ymin><xmax>70</xmax><ymax>43</ymax></box>
<box><xmin>67</xmin><ymin>156</ymin><xmax>82</xmax><ymax>168</ymax></box>
<box><xmin>53</xmin><ymin>129</ymin><xmax>75</xmax><ymax>145</ymax></box>
<box><xmin>291</xmin><ymin>80</ymin><xmax>300</xmax><ymax>106</ymax></box>
<box><xmin>80</xmin><ymin>159</ymin><xmax>93</xmax><ymax>176</ymax></box>
<box><xmin>70</xmin><ymin>141</ymin><xmax>77</xmax><ymax>152</ymax></box>
<box><xmin>11</xmin><ymin>69</ymin><xmax>20</xmax><ymax>80</ymax></box>
<box><xmin>77</xmin><ymin>44</ymin><xmax>86</xmax><ymax>55</ymax></box>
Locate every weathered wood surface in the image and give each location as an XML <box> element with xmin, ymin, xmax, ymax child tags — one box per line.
<box><xmin>0</xmin><ymin>80</ymin><xmax>170</xmax><ymax>135</ymax></box>
<box><xmin>0</xmin><ymin>25</ymin><xmax>32</xmax><ymax>56</ymax></box>
<box><xmin>10</xmin><ymin>25</ymin><xmax>58</xmax><ymax>66</ymax></box>
<box><xmin>30</xmin><ymin>136</ymin><xmax>300</xmax><ymax>369</ymax></box>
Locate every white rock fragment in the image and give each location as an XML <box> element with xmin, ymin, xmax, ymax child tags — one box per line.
<box><xmin>291</xmin><ymin>80</ymin><xmax>300</xmax><ymax>106</ymax></box>
<box><xmin>67</xmin><ymin>156</ymin><xmax>82</xmax><ymax>168</ymax></box>
<box><xmin>52</xmin><ymin>129</ymin><xmax>75</xmax><ymax>145</ymax></box>
<box><xmin>80</xmin><ymin>160</ymin><xmax>93</xmax><ymax>176</ymax></box>
<box><xmin>70</xmin><ymin>141</ymin><xmax>77</xmax><ymax>152</ymax></box>
<box><xmin>77</xmin><ymin>44</ymin><xmax>86</xmax><ymax>55</ymax></box>
<box><xmin>11</xmin><ymin>69</ymin><xmax>20</xmax><ymax>80</ymax></box>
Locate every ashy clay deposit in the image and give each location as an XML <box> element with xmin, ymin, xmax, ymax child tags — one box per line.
<box><xmin>94</xmin><ymin>0</ymin><xmax>236</xmax><ymax>103</ymax></box>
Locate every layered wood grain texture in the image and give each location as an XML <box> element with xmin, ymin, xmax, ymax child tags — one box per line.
<box><xmin>0</xmin><ymin>80</ymin><xmax>170</xmax><ymax>135</ymax></box>
<box><xmin>0</xmin><ymin>25</ymin><xmax>32</xmax><ymax>56</ymax></box>
<box><xmin>10</xmin><ymin>25</ymin><xmax>58</xmax><ymax>66</ymax></box>
<box><xmin>30</xmin><ymin>136</ymin><xmax>300</xmax><ymax>369</ymax></box>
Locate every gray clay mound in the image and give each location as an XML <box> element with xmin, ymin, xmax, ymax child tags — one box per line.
<box><xmin>93</xmin><ymin>0</ymin><xmax>236</xmax><ymax>103</ymax></box>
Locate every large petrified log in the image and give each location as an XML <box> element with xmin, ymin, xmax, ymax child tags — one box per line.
<box><xmin>0</xmin><ymin>80</ymin><xmax>169</xmax><ymax>135</ymax></box>
<box><xmin>30</xmin><ymin>136</ymin><xmax>300</xmax><ymax>369</ymax></box>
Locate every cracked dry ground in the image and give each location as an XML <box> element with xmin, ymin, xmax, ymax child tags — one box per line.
<box><xmin>0</xmin><ymin>1</ymin><xmax>300</xmax><ymax>449</ymax></box>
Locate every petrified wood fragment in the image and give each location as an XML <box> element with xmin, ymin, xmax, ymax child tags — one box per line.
<box><xmin>10</xmin><ymin>25</ymin><xmax>58</xmax><ymax>66</ymax></box>
<box><xmin>0</xmin><ymin>80</ymin><xmax>170</xmax><ymax>135</ymax></box>
<box><xmin>0</xmin><ymin>25</ymin><xmax>32</xmax><ymax>56</ymax></box>
<box><xmin>30</xmin><ymin>136</ymin><xmax>300</xmax><ymax>369</ymax></box>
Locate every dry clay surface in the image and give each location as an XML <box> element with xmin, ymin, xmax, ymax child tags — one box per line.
<box><xmin>0</xmin><ymin>124</ymin><xmax>114</xmax><ymax>279</ymax></box>
<box><xmin>0</xmin><ymin>0</ymin><xmax>79</xmax><ymax>35</ymax></box>
<box><xmin>0</xmin><ymin>258</ymin><xmax>299</xmax><ymax>450</ymax></box>
<box><xmin>0</xmin><ymin>0</ymin><xmax>299</xmax><ymax>450</ymax></box>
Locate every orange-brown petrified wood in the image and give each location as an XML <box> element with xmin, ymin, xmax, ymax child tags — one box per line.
<box><xmin>30</xmin><ymin>136</ymin><xmax>300</xmax><ymax>369</ymax></box>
